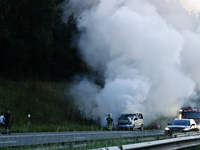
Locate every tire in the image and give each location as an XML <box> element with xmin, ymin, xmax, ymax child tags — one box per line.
<box><xmin>140</xmin><ymin>124</ymin><xmax>143</xmax><ymax>131</ymax></box>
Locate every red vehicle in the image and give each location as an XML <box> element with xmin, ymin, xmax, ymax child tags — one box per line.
<box><xmin>179</xmin><ymin>106</ymin><xmax>200</xmax><ymax>126</ymax></box>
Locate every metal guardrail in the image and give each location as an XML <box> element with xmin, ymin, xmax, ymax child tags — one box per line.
<box><xmin>91</xmin><ymin>132</ymin><xmax>200</xmax><ymax>150</ymax></box>
<box><xmin>173</xmin><ymin>131</ymin><xmax>200</xmax><ymax>138</ymax></box>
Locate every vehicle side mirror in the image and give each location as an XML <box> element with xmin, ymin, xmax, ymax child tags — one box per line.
<box><xmin>167</xmin><ymin>123</ymin><xmax>171</xmax><ymax>125</ymax></box>
<box><xmin>134</xmin><ymin>118</ymin><xmax>137</xmax><ymax>121</ymax></box>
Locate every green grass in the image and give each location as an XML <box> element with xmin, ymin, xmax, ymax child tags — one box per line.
<box><xmin>11</xmin><ymin>123</ymin><xmax>103</xmax><ymax>133</ymax></box>
<box><xmin>0</xmin><ymin>77</ymin><xmax>101</xmax><ymax>132</ymax></box>
<box><xmin>184</xmin><ymin>146</ymin><xmax>200</xmax><ymax>150</ymax></box>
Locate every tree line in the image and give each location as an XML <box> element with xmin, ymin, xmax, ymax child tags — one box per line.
<box><xmin>0</xmin><ymin>0</ymin><xmax>88</xmax><ymax>80</ymax></box>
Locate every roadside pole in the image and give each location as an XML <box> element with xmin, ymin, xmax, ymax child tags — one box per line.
<box><xmin>28</xmin><ymin>114</ymin><xmax>31</xmax><ymax>129</ymax></box>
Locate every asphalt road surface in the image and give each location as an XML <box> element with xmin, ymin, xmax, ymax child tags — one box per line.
<box><xmin>0</xmin><ymin>130</ymin><xmax>164</xmax><ymax>147</ymax></box>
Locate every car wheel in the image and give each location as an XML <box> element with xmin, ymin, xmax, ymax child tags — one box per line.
<box><xmin>140</xmin><ymin>124</ymin><xmax>143</xmax><ymax>131</ymax></box>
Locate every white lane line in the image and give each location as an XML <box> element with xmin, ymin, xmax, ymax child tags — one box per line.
<box><xmin>0</xmin><ymin>141</ymin><xmax>17</xmax><ymax>144</ymax></box>
<box><xmin>0</xmin><ymin>131</ymin><xmax>124</xmax><ymax>138</ymax></box>
<box><xmin>76</xmin><ymin>137</ymin><xmax>86</xmax><ymax>139</ymax></box>
<box><xmin>0</xmin><ymin>130</ymin><xmax>162</xmax><ymax>138</ymax></box>
<box><xmin>0</xmin><ymin>134</ymin><xmax>87</xmax><ymax>138</ymax></box>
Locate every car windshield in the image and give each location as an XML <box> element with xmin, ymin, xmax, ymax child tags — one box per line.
<box><xmin>171</xmin><ymin>120</ymin><xmax>190</xmax><ymax>126</ymax></box>
<box><xmin>120</xmin><ymin>114</ymin><xmax>135</xmax><ymax>119</ymax></box>
<box><xmin>185</xmin><ymin>112</ymin><xmax>200</xmax><ymax>119</ymax></box>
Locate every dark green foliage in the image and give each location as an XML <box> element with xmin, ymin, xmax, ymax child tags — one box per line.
<box><xmin>0</xmin><ymin>78</ymin><xmax>100</xmax><ymax>130</ymax></box>
<box><xmin>50</xmin><ymin>12</ymin><xmax>88</xmax><ymax>80</ymax></box>
<box><xmin>56</xmin><ymin>0</ymin><xmax>65</xmax><ymax>4</ymax></box>
<box><xmin>0</xmin><ymin>0</ymin><xmax>88</xmax><ymax>80</ymax></box>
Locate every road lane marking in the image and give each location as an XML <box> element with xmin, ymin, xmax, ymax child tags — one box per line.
<box><xmin>0</xmin><ymin>141</ymin><xmax>17</xmax><ymax>144</ymax></box>
<box><xmin>0</xmin><ymin>134</ymin><xmax>87</xmax><ymax>138</ymax></box>
<box><xmin>76</xmin><ymin>137</ymin><xmax>86</xmax><ymax>139</ymax></box>
<box><xmin>0</xmin><ymin>130</ymin><xmax>164</xmax><ymax>138</ymax></box>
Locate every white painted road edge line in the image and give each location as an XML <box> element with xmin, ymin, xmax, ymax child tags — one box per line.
<box><xmin>0</xmin><ymin>131</ymin><xmax>164</xmax><ymax>138</ymax></box>
<box><xmin>0</xmin><ymin>134</ymin><xmax>87</xmax><ymax>138</ymax></box>
<box><xmin>0</xmin><ymin>141</ymin><xmax>17</xmax><ymax>144</ymax></box>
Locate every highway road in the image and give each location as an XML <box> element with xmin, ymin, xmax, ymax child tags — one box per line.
<box><xmin>0</xmin><ymin>130</ymin><xmax>164</xmax><ymax>147</ymax></box>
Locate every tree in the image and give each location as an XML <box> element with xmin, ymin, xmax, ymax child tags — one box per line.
<box><xmin>0</xmin><ymin>0</ymin><xmax>88</xmax><ymax>80</ymax></box>
<box><xmin>50</xmin><ymin>12</ymin><xmax>88</xmax><ymax>80</ymax></box>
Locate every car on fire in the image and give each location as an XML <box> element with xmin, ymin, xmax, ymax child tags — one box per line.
<box><xmin>117</xmin><ymin>113</ymin><xmax>144</xmax><ymax>131</ymax></box>
<box><xmin>165</xmin><ymin>118</ymin><xmax>199</xmax><ymax>135</ymax></box>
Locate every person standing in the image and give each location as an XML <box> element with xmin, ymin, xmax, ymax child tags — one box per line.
<box><xmin>106</xmin><ymin>113</ymin><xmax>113</xmax><ymax>130</ymax></box>
<box><xmin>4</xmin><ymin>109</ymin><xmax>12</xmax><ymax>134</ymax></box>
<box><xmin>0</xmin><ymin>113</ymin><xmax>5</xmax><ymax>134</ymax></box>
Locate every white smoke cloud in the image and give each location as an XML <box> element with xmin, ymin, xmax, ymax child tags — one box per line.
<box><xmin>176</xmin><ymin>0</ymin><xmax>200</xmax><ymax>14</ymax></box>
<box><xmin>150</xmin><ymin>0</ymin><xmax>200</xmax><ymax>31</ymax></box>
<box><xmin>69</xmin><ymin>78</ymin><xmax>101</xmax><ymax>116</ymax></box>
<box><xmin>181</xmin><ymin>31</ymin><xmax>200</xmax><ymax>89</ymax></box>
<box><xmin>65</xmin><ymin>0</ymin><xmax>200</xmax><ymax>124</ymax></box>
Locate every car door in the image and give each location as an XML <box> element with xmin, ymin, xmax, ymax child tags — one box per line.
<box><xmin>134</xmin><ymin>114</ymin><xmax>142</xmax><ymax>128</ymax></box>
<box><xmin>137</xmin><ymin>114</ymin><xmax>143</xmax><ymax>128</ymax></box>
<box><xmin>134</xmin><ymin>116</ymin><xmax>139</xmax><ymax>128</ymax></box>
<box><xmin>191</xmin><ymin>119</ymin><xmax>197</xmax><ymax>131</ymax></box>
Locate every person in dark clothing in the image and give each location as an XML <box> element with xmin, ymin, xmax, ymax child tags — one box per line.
<box><xmin>106</xmin><ymin>113</ymin><xmax>113</xmax><ymax>130</ymax></box>
<box><xmin>4</xmin><ymin>109</ymin><xmax>12</xmax><ymax>134</ymax></box>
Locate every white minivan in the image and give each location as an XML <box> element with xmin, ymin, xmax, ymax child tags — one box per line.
<box><xmin>117</xmin><ymin>113</ymin><xmax>144</xmax><ymax>131</ymax></box>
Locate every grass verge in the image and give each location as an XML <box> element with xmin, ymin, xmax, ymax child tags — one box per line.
<box><xmin>0</xmin><ymin>77</ymin><xmax>100</xmax><ymax>132</ymax></box>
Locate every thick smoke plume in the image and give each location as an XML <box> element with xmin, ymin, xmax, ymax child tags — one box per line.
<box><xmin>63</xmin><ymin>0</ymin><xmax>200</xmax><ymax>124</ymax></box>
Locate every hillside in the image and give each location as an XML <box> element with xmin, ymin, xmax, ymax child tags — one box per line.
<box><xmin>0</xmin><ymin>78</ymin><xmax>101</xmax><ymax>132</ymax></box>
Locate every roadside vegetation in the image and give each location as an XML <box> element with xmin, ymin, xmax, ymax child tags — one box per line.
<box><xmin>0</xmin><ymin>77</ymin><xmax>101</xmax><ymax>132</ymax></box>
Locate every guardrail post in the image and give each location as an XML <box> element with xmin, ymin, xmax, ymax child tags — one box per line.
<box><xmin>135</xmin><ymin>138</ymin><xmax>139</xmax><ymax>143</ymax></box>
<box><xmin>157</xmin><ymin>136</ymin><xmax>160</xmax><ymax>140</ymax></box>
<box><xmin>69</xmin><ymin>142</ymin><xmax>73</xmax><ymax>148</ymax></box>
<box><xmin>118</xmin><ymin>145</ymin><xmax>123</xmax><ymax>150</ymax></box>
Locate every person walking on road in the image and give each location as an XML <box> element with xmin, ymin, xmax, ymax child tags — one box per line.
<box><xmin>106</xmin><ymin>113</ymin><xmax>113</xmax><ymax>130</ymax></box>
<box><xmin>0</xmin><ymin>113</ymin><xmax>5</xmax><ymax>134</ymax></box>
<box><xmin>4</xmin><ymin>109</ymin><xmax>12</xmax><ymax>134</ymax></box>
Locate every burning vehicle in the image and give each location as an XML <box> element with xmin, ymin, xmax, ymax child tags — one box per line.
<box><xmin>117</xmin><ymin>113</ymin><xmax>144</xmax><ymax>131</ymax></box>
